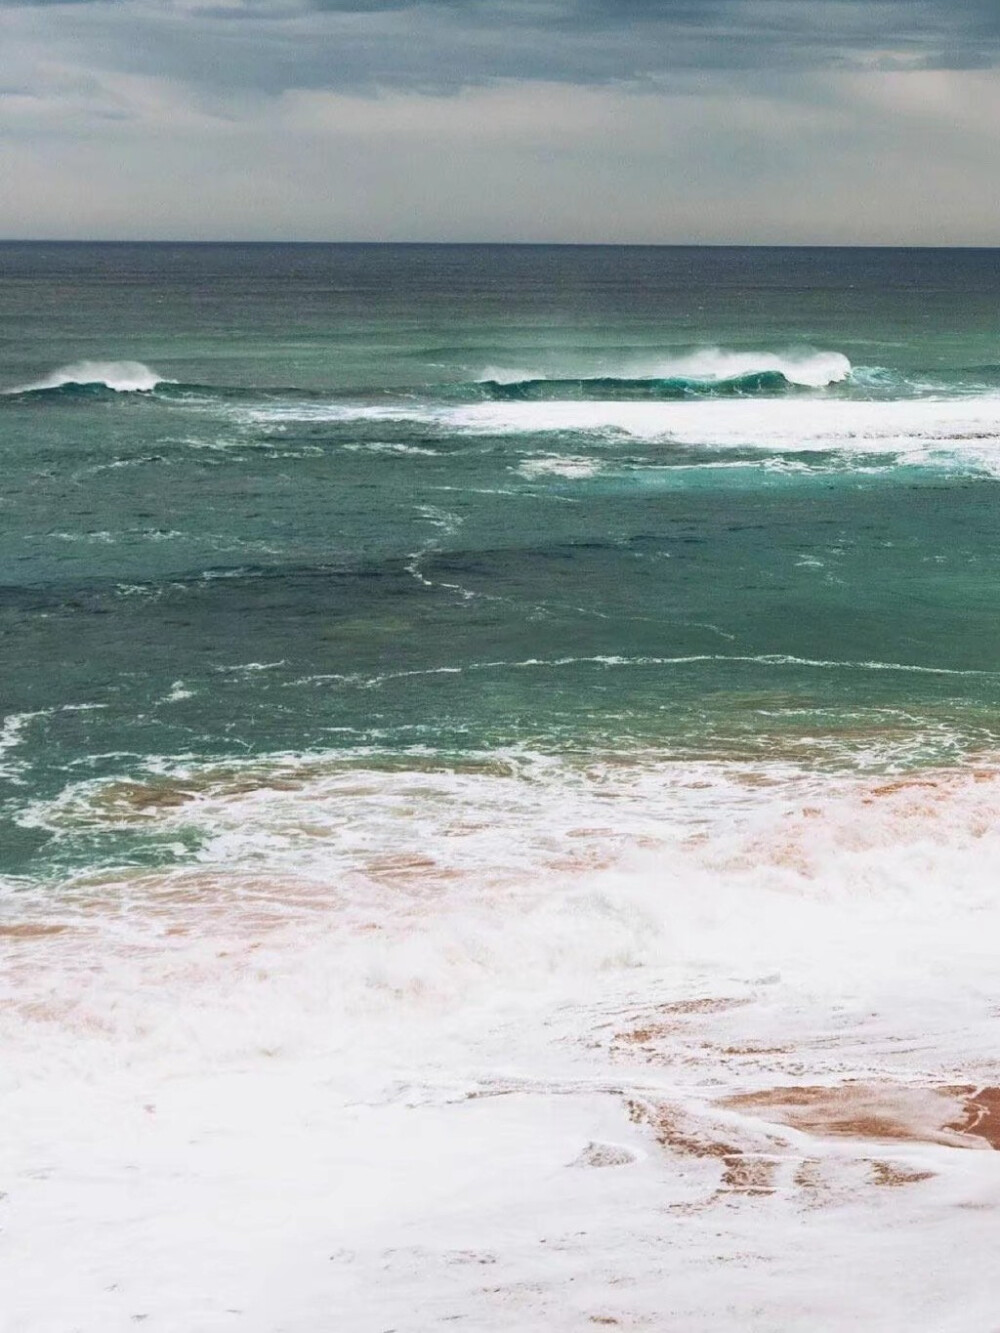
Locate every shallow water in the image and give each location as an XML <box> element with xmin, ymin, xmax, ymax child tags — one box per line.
<box><xmin>4</xmin><ymin>244</ymin><xmax>1000</xmax><ymax>1330</ymax></box>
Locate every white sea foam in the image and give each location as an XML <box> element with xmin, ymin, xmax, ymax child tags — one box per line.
<box><xmin>517</xmin><ymin>454</ymin><xmax>602</xmax><ymax>479</ymax></box>
<box><xmin>650</xmin><ymin>345</ymin><xmax>852</xmax><ymax>386</ymax></box>
<box><xmin>0</xmin><ymin>705</ymin><xmax>106</xmax><ymax>783</ymax></box>
<box><xmin>6</xmin><ymin>749</ymin><xmax>1000</xmax><ymax>1328</ymax></box>
<box><xmin>161</xmin><ymin>681</ymin><xmax>194</xmax><ymax>703</ymax></box>
<box><xmin>342</xmin><ymin>441</ymin><xmax>440</xmax><ymax>456</ymax></box>
<box><xmin>7</xmin><ymin>360</ymin><xmax>169</xmax><ymax>394</ymax></box>
<box><xmin>432</xmin><ymin>393</ymin><xmax>1000</xmax><ymax>461</ymax></box>
<box><xmin>231</xmin><ymin>389</ymin><xmax>1000</xmax><ymax>476</ymax></box>
<box><xmin>0</xmin><ymin>711</ymin><xmax>43</xmax><ymax>782</ymax></box>
<box><xmin>286</xmin><ymin>652</ymin><xmax>999</xmax><ymax>692</ymax></box>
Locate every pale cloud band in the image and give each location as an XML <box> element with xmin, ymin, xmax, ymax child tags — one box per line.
<box><xmin>1</xmin><ymin>0</ymin><xmax>998</xmax><ymax>240</ymax></box>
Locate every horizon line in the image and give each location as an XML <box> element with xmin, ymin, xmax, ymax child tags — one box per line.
<box><xmin>2</xmin><ymin>239</ymin><xmax>1000</xmax><ymax>250</ymax></box>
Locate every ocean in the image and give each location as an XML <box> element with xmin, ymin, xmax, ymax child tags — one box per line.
<box><xmin>4</xmin><ymin>242</ymin><xmax>1000</xmax><ymax>1329</ymax></box>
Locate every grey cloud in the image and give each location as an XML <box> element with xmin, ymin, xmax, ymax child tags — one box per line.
<box><xmin>0</xmin><ymin>0</ymin><xmax>991</xmax><ymax>119</ymax></box>
<box><xmin>3</xmin><ymin>1</ymin><xmax>1000</xmax><ymax>94</ymax></box>
<box><xmin>3</xmin><ymin>0</ymin><xmax>999</xmax><ymax>245</ymax></box>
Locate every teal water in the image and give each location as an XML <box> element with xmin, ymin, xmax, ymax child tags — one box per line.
<box><xmin>2</xmin><ymin>243</ymin><xmax>1000</xmax><ymax>887</ymax></box>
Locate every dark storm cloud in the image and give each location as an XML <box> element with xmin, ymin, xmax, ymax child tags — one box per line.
<box><xmin>194</xmin><ymin>0</ymin><xmax>1000</xmax><ymax>75</ymax></box>
<box><xmin>3</xmin><ymin>0</ymin><xmax>1000</xmax><ymax>96</ymax></box>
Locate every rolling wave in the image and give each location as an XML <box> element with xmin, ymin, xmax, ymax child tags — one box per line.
<box><xmin>478</xmin><ymin>348</ymin><xmax>852</xmax><ymax>397</ymax></box>
<box><xmin>479</xmin><ymin>370</ymin><xmax>808</xmax><ymax>400</ymax></box>
<box><xmin>6</xmin><ymin>345</ymin><xmax>997</xmax><ymax>423</ymax></box>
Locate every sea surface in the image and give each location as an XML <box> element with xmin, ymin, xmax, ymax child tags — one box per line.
<box><xmin>4</xmin><ymin>244</ymin><xmax>1000</xmax><ymax>1330</ymax></box>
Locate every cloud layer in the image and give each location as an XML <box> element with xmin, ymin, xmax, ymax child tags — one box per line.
<box><xmin>2</xmin><ymin>0</ymin><xmax>999</xmax><ymax>240</ymax></box>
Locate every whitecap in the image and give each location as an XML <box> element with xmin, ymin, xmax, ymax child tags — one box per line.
<box><xmin>517</xmin><ymin>455</ymin><xmax>601</xmax><ymax>479</ymax></box>
<box><xmin>7</xmin><ymin>360</ymin><xmax>171</xmax><ymax>394</ymax></box>
<box><xmin>479</xmin><ymin>346</ymin><xmax>852</xmax><ymax>389</ymax></box>
<box><xmin>646</xmin><ymin>346</ymin><xmax>852</xmax><ymax>387</ymax></box>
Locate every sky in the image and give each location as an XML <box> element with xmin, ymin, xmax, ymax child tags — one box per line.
<box><xmin>1</xmin><ymin>0</ymin><xmax>999</xmax><ymax>242</ymax></box>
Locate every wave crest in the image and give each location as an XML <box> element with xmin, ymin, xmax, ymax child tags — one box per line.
<box><xmin>479</xmin><ymin>348</ymin><xmax>851</xmax><ymax>400</ymax></box>
<box><xmin>652</xmin><ymin>348</ymin><xmax>851</xmax><ymax>388</ymax></box>
<box><xmin>7</xmin><ymin>361</ymin><xmax>169</xmax><ymax>395</ymax></box>
<box><xmin>481</xmin><ymin>370</ymin><xmax>796</xmax><ymax>401</ymax></box>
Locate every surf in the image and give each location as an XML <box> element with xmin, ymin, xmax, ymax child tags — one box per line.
<box><xmin>478</xmin><ymin>369</ymin><xmax>802</xmax><ymax>400</ymax></box>
<box><xmin>477</xmin><ymin>348</ymin><xmax>852</xmax><ymax>397</ymax></box>
<box><xmin>5</xmin><ymin>361</ymin><xmax>170</xmax><ymax>396</ymax></box>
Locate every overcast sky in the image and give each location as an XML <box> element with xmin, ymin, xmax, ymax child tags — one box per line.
<box><xmin>2</xmin><ymin>0</ymin><xmax>999</xmax><ymax>242</ymax></box>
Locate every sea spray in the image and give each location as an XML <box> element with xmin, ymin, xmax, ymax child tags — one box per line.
<box><xmin>7</xmin><ymin>360</ymin><xmax>168</xmax><ymax>394</ymax></box>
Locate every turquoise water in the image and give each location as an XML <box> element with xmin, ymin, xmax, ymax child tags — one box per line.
<box><xmin>3</xmin><ymin>243</ymin><xmax>1000</xmax><ymax>886</ymax></box>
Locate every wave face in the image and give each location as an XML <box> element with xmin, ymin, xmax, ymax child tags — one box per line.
<box><xmin>5</xmin><ymin>244</ymin><xmax>1000</xmax><ymax>1331</ymax></box>
<box><xmin>479</xmin><ymin>369</ymin><xmax>804</xmax><ymax>399</ymax></box>
<box><xmin>649</xmin><ymin>346</ymin><xmax>852</xmax><ymax>386</ymax></box>
<box><xmin>480</xmin><ymin>348</ymin><xmax>852</xmax><ymax>396</ymax></box>
<box><xmin>5</xmin><ymin>347</ymin><xmax>849</xmax><ymax>404</ymax></box>
<box><xmin>8</xmin><ymin>360</ymin><xmax>167</xmax><ymax>395</ymax></box>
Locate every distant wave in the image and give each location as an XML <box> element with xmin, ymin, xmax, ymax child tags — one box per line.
<box><xmin>6</xmin><ymin>361</ymin><xmax>170</xmax><ymax>396</ymax></box>
<box><xmin>478</xmin><ymin>349</ymin><xmax>852</xmax><ymax>400</ymax></box>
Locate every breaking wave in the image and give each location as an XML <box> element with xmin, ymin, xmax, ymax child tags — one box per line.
<box><xmin>478</xmin><ymin>349</ymin><xmax>852</xmax><ymax>399</ymax></box>
<box><xmin>6</xmin><ymin>361</ymin><xmax>170</xmax><ymax>396</ymax></box>
<box><xmin>479</xmin><ymin>370</ymin><xmax>805</xmax><ymax>400</ymax></box>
